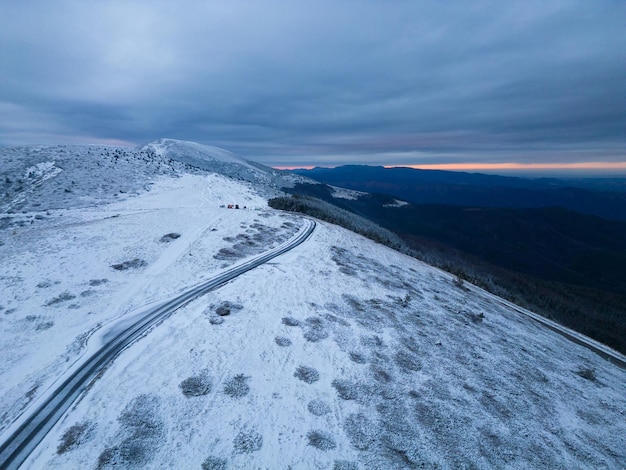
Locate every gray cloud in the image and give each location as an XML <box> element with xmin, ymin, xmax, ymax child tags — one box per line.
<box><xmin>1</xmin><ymin>1</ymin><xmax>624</xmax><ymax>168</ymax></box>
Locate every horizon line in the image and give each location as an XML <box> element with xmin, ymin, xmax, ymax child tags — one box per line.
<box><xmin>273</xmin><ymin>161</ymin><xmax>626</xmax><ymax>173</ymax></box>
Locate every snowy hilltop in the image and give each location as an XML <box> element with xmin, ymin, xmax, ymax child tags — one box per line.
<box><xmin>0</xmin><ymin>142</ymin><xmax>625</xmax><ymax>469</ymax></box>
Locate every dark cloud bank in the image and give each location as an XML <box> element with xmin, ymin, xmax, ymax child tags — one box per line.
<box><xmin>1</xmin><ymin>1</ymin><xmax>624</xmax><ymax>170</ymax></box>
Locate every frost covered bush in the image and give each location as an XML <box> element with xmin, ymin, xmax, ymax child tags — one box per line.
<box><xmin>394</xmin><ymin>350</ymin><xmax>422</xmax><ymax>372</ymax></box>
<box><xmin>233</xmin><ymin>429</ymin><xmax>263</xmax><ymax>454</ymax></box>
<box><xmin>348</xmin><ymin>351</ymin><xmax>367</xmax><ymax>364</ymax></box>
<box><xmin>215</xmin><ymin>306</ymin><xmax>231</xmax><ymax>316</ymax></box>
<box><xmin>344</xmin><ymin>412</ymin><xmax>377</xmax><ymax>450</ymax></box>
<box><xmin>117</xmin><ymin>394</ymin><xmax>163</xmax><ymax>436</ymax></box>
<box><xmin>307</xmin><ymin>399</ymin><xmax>331</xmax><ymax>416</ymax></box>
<box><xmin>274</xmin><ymin>336</ymin><xmax>292</xmax><ymax>346</ymax></box>
<box><xmin>307</xmin><ymin>430</ymin><xmax>336</xmax><ymax>451</ymax></box>
<box><xmin>97</xmin><ymin>394</ymin><xmax>164</xmax><ymax>469</ymax></box>
<box><xmin>223</xmin><ymin>374</ymin><xmax>250</xmax><ymax>398</ymax></box>
<box><xmin>179</xmin><ymin>374</ymin><xmax>212</xmax><ymax>397</ymax></box>
<box><xmin>201</xmin><ymin>456</ymin><xmax>228</xmax><ymax>470</ymax></box>
<box><xmin>213</xmin><ymin>301</ymin><xmax>243</xmax><ymax>317</ymax></box>
<box><xmin>45</xmin><ymin>291</ymin><xmax>76</xmax><ymax>306</ymax></box>
<box><xmin>332</xmin><ymin>379</ymin><xmax>359</xmax><ymax>400</ymax></box>
<box><xmin>282</xmin><ymin>316</ymin><xmax>301</xmax><ymax>327</ymax></box>
<box><xmin>469</xmin><ymin>311</ymin><xmax>485</xmax><ymax>323</ymax></box>
<box><xmin>111</xmin><ymin>258</ymin><xmax>147</xmax><ymax>271</ymax></box>
<box><xmin>159</xmin><ymin>232</ymin><xmax>181</xmax><ymax>242</ymax></box>
<box><xmin>57</xmin><ymin>420</ymin><xmax>94</xmax><ymax>454</ymax></box>
<box><xmin>360</xmin><ymin>334</ymin><xmax>384</xmax><ymax>348</ymax></box>
<box><xmin>342</xmin><ymin>294</ymin><xmax>365</xmax><ymax>313</ymax></box>
<box><xmin>213</xmin><ymin>247</ymin><xmax>239</xmax><ymax>260</ymax></box>
<box><xmin>35</xmin><ymin>321</ymin><xmax>54</xmax><ymax>330</ymax></box>
<box><xmin>370</xmin><ymin>364</ymin><xmax>393</xmax><ymax>383</ymax></box>
<box><xmin>294</xmin><ymin>366</ymin><xmax>320</xmax><ymax>384</ymax></box>
<box><xmin>303</xmin><ymin>316</ymin><xmax>329</xmax><ymax>342</ymax></box>
<box><xmin>333</xmin><ymin>461</ymin><xmax>360</xmax><ymax>470</ymax></box>
<box><xmin>209</xmin><ymin>316</ymin><xmax>224</xmax><ymax>325</ymax></box>
<box><xmin>576</xmin><ymin>367</ymin><xmax>597</xmax><ymax>382</ymax></box>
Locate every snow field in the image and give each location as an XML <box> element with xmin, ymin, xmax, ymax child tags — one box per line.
<box><xmin>0</xmin><ymin>172</ymin><xmax>289</xmax><ymax>437</ymax></box>
<box><xmin>24</xmin><ymin>221</ymin><xmax>626</xmax><ymax>469</ymax></box>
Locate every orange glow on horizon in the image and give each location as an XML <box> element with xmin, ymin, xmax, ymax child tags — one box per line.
<box><xmin>385</xmin><ymin>162</ymin><xmax>626</xmax><ymax>172</ymax></box>
<box><xmin>273</xmin><ymin>162</ymin><xmax>626</xmax><ymax>173</ymax></box>
<box><xmin>273</xmin><ymin>165</ymin><xmax>317</xmax><ymax>170</ymax></box>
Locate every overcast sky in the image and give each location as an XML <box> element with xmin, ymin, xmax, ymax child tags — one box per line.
<box><xmin>1</xmin><ymin>1</ymin><xmax>624</xmax><ymax>169</ymax></box>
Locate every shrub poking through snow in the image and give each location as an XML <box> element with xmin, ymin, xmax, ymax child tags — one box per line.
<box><xmin>275</xmin><ymin>336</ymin><xmax>292</xmax><ymax>346</ymax></box>
<box><xmin>282</xmin><ymin>316</ymin><xmax>300</xmax><ymax>327</ymax></box>
<box><xmin>469</xmin><ymin>312</ymin><xmax>485</xmax><ymax>323</ymax></box>
<box><xmin>209</xmin><ymin>316</ymin><xmax>224</xmax><ymax>325</ymax></box>
<box><xmin>308</xmin><ymin>399</ymin><xmax>331</xmax><ymax>416</ymax></box>
<box><xmin>223</xmin><ymin>374</ymin><xmax>250</xmax><ymax>398</ymax></box>
<box><xmin>344</xmin><ymin>412</ymin><xmax>377</xmax><ymax>450</ymax></box>
<box><xmin>349</xmin><ymin>351</ymin><xmax>367</xmax><ymax>364</ymax></box>
<box><xmin>394</xmin><ymin>350</ymin><xmax>422</xmax><ymax>372</ymax></box>
<box><xmin>179</xmin><ymin>374</ymin><xmax>212</xmax><ymax>397</ymax></box>
<box><xmin>159</xmin><ymin>232</ymin><xmax>181</xmax><ymax>242</ymax></box>
<box><xmin>215</xmin><ymin>306</ymin><xmax>231</xmax><ymax>316</ymax></box>
<box><xmin>45</xmin><ymin>292</ymin><xmax>76</xmax><ymax>306</ymax></box>
<box><xmin>97</xmin><ymin>394</ymin><xmax>164</xmax><ymax>469</ymax></box>
<box><xmin>213</xmin><ymin>301</ymin><xmax>243</xmax><ymax>317</ymax></box>
<box><xmin>111</xmin><ymin>258</ymin><xmax>148</xmax><ymax>271</ymax></box>
<box><xmin>370</xmin><ymin>364</ymin><xmax>393</xmax><ymax>383</ymax></box>
<box><xmin>332</xmin><ymin>379</ymin><xmax>359</xmax><ymax>400</ymax></box>
<box><xmin>303</xmin><ymin>316</ymin><xmax>329</xmax><ymax>342</ymax></box>
<box><xmin>57</xmin><ymin>421</ymin><xmax>95</xmax><ymax>454</ymax></box>
<box><xmin>307</xmin><ymin>430</ymin><xmax>337</xmax><ymax>451</ymax></box>
<box><xmin>35</xmin><ymin>321</ymin><xmax>54</xmax><ymax>330</ymax></box>
<box><xmin>294</xmin><ymin>366</ymin><xmax>320</xmax><ymax>384</ymax></box>
<box><xmin>201</xmin><ymin>456</ymin><xmax>228</xmax><ymax>470</ymax></box>
<box><xmin>323</xmin><ymin>312</ymin><xmax>350</xmax><ymax>327</ymax></box>
<box><xmin>117</xmin><ymin>394</ymin><xmax>163</xmax><ymax>433</ymax></box>
<box><xmin>233</xmin><ymin>429</ymin><xmax>263</xmax><ymax>454</ymax></box>
<box><xmin>360</xmin><ymin>334</ymin><xmax>384</xmax><ymax>348</ymax></box>
<box><xmin>333</xmin><ymin>460</ymin><xmax>360</xmax><ymax>470</ymax></box>
<box><xmin>576</xmin><ymin>367</ymin><xmax>597</xmax><ymax>382</ymax></box>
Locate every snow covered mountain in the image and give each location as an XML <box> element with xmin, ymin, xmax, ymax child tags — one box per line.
<box><xmin>0</xmin><ymin>142</ymin><xmax>625</xmax><ymax>469</ymax></box>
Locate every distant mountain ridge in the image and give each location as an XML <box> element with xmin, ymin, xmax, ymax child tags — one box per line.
<box><xmin>294</xmin><ymin>165</ymin><xmax>626</xmax><ymax>221</ymax></box>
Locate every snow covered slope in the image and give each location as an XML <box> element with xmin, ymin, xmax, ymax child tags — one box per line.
<box><xmin>145</xmin><ymin>138</ymin><xmax>260</xmax><ymax>170</ymax></box>
<box><xmin>0</xmin><ymin>144</ymin><xmax>625</xmax><ymax>469</ymax></box>
<box><xmin>143</xmin><ymin>138</ymin><xmax>305</xmax><ymax>193</ymax></box>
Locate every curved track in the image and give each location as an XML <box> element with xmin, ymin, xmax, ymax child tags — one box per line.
<box><xmin>0</xmin><ymin>219</ymin><xmax>315</xmax><ymax>470</ymax></box>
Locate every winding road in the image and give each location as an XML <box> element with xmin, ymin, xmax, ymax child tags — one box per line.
<box><xmin>0</xmin><ymin>219</ymin><xmax>316</xmax><ymax>470</ymax></box>
<box><xmin>465</xmin><ymin>282</ymin><xmax>626</xmax><ymax>369</ymax></box>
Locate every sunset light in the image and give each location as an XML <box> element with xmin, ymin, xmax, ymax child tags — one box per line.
<box><xmin>386</xmin><ymin>161</ymin><xmax>626</xmax><ymax>174</ymax></box>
